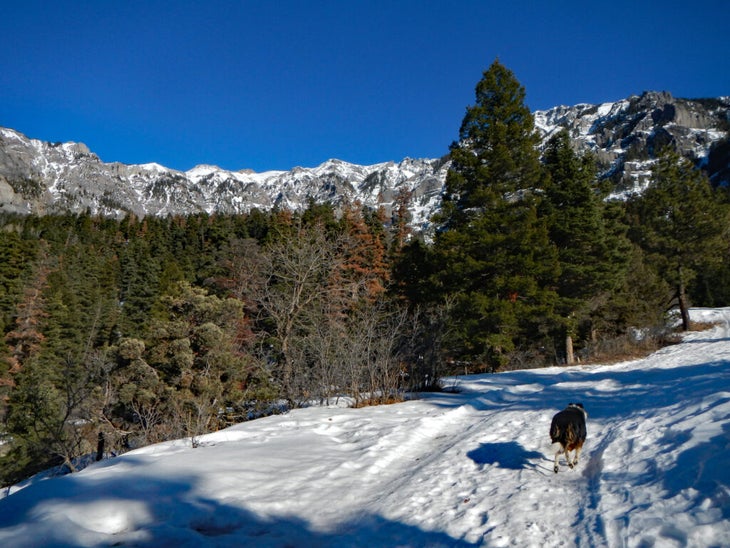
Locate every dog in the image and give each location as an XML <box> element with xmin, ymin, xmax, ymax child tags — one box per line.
<box><xmin>550</xmin><ymin>403</ymin><xmax>587</xmax><ymax>473</ymax></box>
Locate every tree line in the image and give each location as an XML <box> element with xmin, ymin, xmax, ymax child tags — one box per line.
<box><xmin>1</xmin><ymin>60</ymin><xmax>728</xmax><ymax>485</ymax></box>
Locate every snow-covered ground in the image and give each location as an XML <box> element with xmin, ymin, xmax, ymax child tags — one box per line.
<box><xmin>1</xmin><ymin>308</ymin><xmax>729</xmax><ymax>547</ymax></box>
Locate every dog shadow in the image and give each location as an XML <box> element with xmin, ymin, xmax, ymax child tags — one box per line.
<box><xmin>467</xmin><ymin>441</ymin><xmax>544</xmax><ymax>470</ymax></box>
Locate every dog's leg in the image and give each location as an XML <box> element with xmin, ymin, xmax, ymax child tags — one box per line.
<box><xmin>573</xmin><ymin>445</ymin><xmax>582</xmax><ymax>468</ymax></box>
<box><xmin>554</xmin><ymin>447</ymin><xmax>563</xmax><ymax>473</ymax></box>
<box><xmin>567</xmin><ymin>448</ymin><xmax>575</xmax><ymax>469</ymax></box>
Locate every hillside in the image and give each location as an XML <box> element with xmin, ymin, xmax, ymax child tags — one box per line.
<box><xmin>1</xmin><ymin>92</ymin><xmax>728</xmax><ymax>230</ymax></box>
<box><xmin>1</xmin><ymin>308</ymin><xmax>729</xmax><ymax>547</ymax></box>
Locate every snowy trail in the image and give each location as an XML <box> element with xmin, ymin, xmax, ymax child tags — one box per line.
<box><xmin>1</xmin><ymin>309</ymin><xmax>729</xmax><ymax>547</ymax></box>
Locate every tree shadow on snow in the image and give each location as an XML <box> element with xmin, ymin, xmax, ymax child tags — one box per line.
<box><xmin>467</xmin><ymin>441</ymin><xmax>543</xmax><ymax>470</ymax></box>
<box><xmin>0</xmin><ymin>456</ymin><xmax>480</xmax><ymax>547</ymax></box>
<box><xmin>680</xmin><ymin>335</ymin><xmax>730</xmax><ymax>344</ymax></box>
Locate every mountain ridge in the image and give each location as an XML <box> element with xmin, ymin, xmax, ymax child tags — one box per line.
<box><xmin>1</xmin><ymin>91</ymin><xmax>728</xmax><ymax>229</ymax></box>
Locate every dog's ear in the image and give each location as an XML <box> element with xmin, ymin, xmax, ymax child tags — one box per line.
<box><xmin>575</xmin><ymin>403</ymin><xmax>584</xmax><ymax>409</ymax></box>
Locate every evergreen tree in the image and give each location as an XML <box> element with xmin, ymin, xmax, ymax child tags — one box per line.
<box><xmin>0</xmin><ymin>229</ymin><xmax>38</xmax><ymax>337</ymax></box>
<box><xmin>3</xmin><ymin>347</ymin><xmax>111</xmax><ymax>478</ymax></box>
<box><xmin>391</xmin><ymin>237</ymin><xmax>436</xmax><ymax>306</ymax></box>
<box><xmin>627</xmin><ymin>150</ymin><xmax>730</xmax><ymax>329</ymax></box>
<box><xmin>595</xmin><ymin>244</ymin><xmax>671</xmax><ymax>337</ymax></box>
<box><xmin>431</xmin><ymin>60</ymin><xmax>559</xmax><ymax>370</ymax></box>
<box><xmin>390</xmin><ymin>188</ymin><xmax>413</xmax><ymax>254</ymax></box>
<box><xmin>1</xmin><ymin>237</ymin><xmax>49</xmax><ymax>434</ymax></box>
<box><xmin>2</xmin><ymin>215</ymin><xmax>123</xmax><ymax>480</ymax></box>
<box><xmin>143</xmin><ymin>282</ymin><xmax>271</xmax><ymax>441</ymax></box>
<box><xmin>541</xmin><ymin>130</ymin><xmax>630</xmax><ymax>361</ymax></box>
<box><xmin>118</xmin><ymin>238</ymin><xmax>161</xmax><ymax>338</ymax></box>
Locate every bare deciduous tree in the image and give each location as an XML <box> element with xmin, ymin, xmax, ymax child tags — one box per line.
<box><xmin>256</xmin><ymin>222</ymin><xmax>345</xmax><ymax>404</ymax></box>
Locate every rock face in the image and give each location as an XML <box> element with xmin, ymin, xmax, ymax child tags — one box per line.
<box><xmin>0</xmin><ymin>92</ymin><xmax>728</xmax><ymax>228</ymax></box>
<box><xmin>534</xmin><ymin>92</ymin><xmax>730</xmax><ymax>194</ymax></box>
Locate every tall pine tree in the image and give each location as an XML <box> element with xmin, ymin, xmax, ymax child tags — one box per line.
<box><xmin>541</xmin><ymin>130</ymin><xmax>630</xmax><ymax>362</ymax></box>
<box><xmin>627</xmin><ymin>150</ymin><xmax>729</xmax><ymax>329</ymax></box>
<box><xmin>432</xmin><ymin>60</ymin><xmax>559</xmax><ymax>370</ymax></box>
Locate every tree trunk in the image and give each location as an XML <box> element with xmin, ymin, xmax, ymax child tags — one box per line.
<box><xmin>677</xmin><ymin>266</ymin><xmax>691</xmax><ymax>331</ymax></box>
<box><xmin>96</xmin><ymin>432</ymin><xmax>105</xmax><ymax>461</ymax></box>
<box><xmin>678</xmin><ymin>282</ymin><xmax>691</xmax><ymax>331</ymax></box>
<box><xmin>565</xmin><ymin>334</ymin><xmax>575</xmax><ymax>365</ymax></box>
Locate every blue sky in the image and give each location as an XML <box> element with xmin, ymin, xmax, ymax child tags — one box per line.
<box><xmin>1</xmin><ymin>1</ymin><xmax>728</xmax><ymax>172</ymax></box>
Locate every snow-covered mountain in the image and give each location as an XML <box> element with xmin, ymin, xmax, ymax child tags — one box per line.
<box><xmin>1</xmin><ymin>307</ymin><xmax>729</xmax><ymax>546</ymax></box>
<box><xmin>535</xmin><ymin>91</ymin><xmax>730</xmax><ymax>194</ymax></box>
<box><xmin>1</xmin><ymin>92</ymin><xmax>728</xmax><ymax>227</ymax></box>
<box><xmin>0</xmin><ymin>127</ymin><xmax>448</xmax><ymax>230</ymax></box>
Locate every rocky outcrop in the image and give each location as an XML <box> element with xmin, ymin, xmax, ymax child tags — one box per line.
<box><xmin>534</xmin><ymin>92</ymin><xmax>730</xmax><ymax>194</ymax></box>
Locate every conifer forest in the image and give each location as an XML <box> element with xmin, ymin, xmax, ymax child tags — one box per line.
<box><xmin>1</xmin><ymin>61</ymin><xmax>729</xmax><ymax>485</ymax></box>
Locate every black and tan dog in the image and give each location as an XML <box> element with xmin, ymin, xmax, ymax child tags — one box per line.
<box><xmin>550</xmin><ymin>403</ymin><xmax>587</xmax><ymax>473</ymax></box>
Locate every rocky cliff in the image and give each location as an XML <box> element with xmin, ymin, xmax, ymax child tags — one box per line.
<box><xmin>535</xmin><ymin>91</ymin><xmax>730</xmax><ymax>194</ymax></box>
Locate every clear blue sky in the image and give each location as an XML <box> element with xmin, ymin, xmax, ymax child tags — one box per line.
<box><xmin>2</xmin><ymin>1</ymin><xmax>728</xmax><ymax>172</ymax></box>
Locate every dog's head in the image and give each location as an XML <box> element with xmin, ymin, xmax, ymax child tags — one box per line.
<box><xmin>567</xmin><ymin>402</ymin><xmax>587</xmax><ymax>417</ymax></box>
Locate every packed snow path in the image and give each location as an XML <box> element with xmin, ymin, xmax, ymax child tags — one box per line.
<box><xmin>1</xmin><ymin>309</ymin><xmax>729</xmax><ymax>547</ymax></box>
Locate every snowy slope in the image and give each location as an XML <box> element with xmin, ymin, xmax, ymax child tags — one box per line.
<box><xmin>1</xmin><ymin>308</ymin><xmax>729</xmax><ymax>547</ymax></box>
